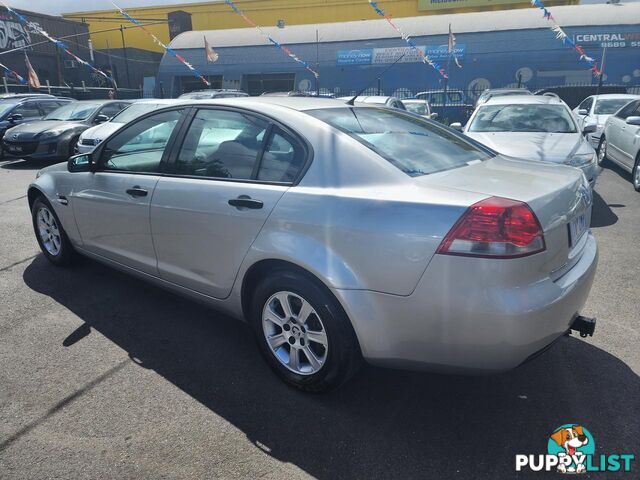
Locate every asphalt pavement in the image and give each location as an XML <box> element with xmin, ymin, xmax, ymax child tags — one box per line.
<box><xmin>0</xmin><ymin>157</ymin><xmax>638</xmax><ymax>479</ymax></box>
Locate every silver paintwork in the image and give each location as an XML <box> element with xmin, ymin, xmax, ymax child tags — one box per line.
<box><xmin>262</xmin><ymin>291</ymin><xmax>328</xmax><ymax>375</ymax></box>
<box><xmin>29</xmin><ymin>97</ymin><xmax>598</xmax><ymax>373</ymax></box>
<box><xmin>463</xmin><ymin>95</ymin><xmax>599</xmax><ymax>185</ymax></box>
<box><xmin>601</xmin><ymin>100</ymin><xmax>640</xmax><ymax>180</ymax></box>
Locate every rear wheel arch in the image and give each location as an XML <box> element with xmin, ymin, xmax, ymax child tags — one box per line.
<box><xmin>241</xmin><ymin>259</ymin><xmax>340</xmax><ymax>321</ymax></box>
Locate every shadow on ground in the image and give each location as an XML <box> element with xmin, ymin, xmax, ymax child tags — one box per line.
<box><xmin>1</xmin><ymin>158</ymin><xmax>55</xmax><ymax>170</ymax></box>
<box><xmin>591</xmin><ymin>190</ymin><xmax>618</xmax><ymax>228</ymax></box>
<box><xmin>22</xmin><ymin>256</ymin><xmax>639</xmax><ymax>479</ymax></box>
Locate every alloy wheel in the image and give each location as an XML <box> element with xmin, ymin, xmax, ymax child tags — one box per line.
<box><xmin>262</xmin><ymin>291</ymin><xmax>328</xmax><ymax>375</ymax></box>
<box><xmin>36</xmin><ymin>206</ymin><xmax>62</xmax><ymax>256</ymax></box>
<box><xmin>634</xmin><ymin>163</ymin><xmax>640</xmax><ymax>190</ymax></box>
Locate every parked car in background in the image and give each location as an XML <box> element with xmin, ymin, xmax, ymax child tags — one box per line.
<box><xmin>402</xmin><ymin>99</ymin><xmax>437</xmax><ymax>119</ymax></box>
<box><xmin>415</xmin><ymin>89</ymin><xmax>472</xmax><ymax>124</ymax></box>
<box><xmin>573</xmin><ymin>94</ymin><xmax>640</xmax><ymax>150</ymax></box>
<box><xmin>178</xmin><ymin>89</ymin><xmax>248</xmax><ymax>99</ymax></box>
<box><xmin>3</xmin><ymin>100</ymin><xmax>130</xmax><ymax>161</ymax></box>
<box><xmin>475</xmin><ymin>88</ymin><xmax>533</xmax><ymax>107</ymax></box>
<box><xmin>0</xmin><ymin>96</ymin><xmax>72</xmax><ymax>157</ymax></box>
<box><xmin>599</xmin><ymin>98</ymin><xmax>640</xmax><ymax>191</ymax></box>
<box><xmin>77</xmin><ymin>99</ymin><xmax>184</xmax><ymax>154</ymax></box>
<box><xmin>455</xmin><ymin>95</ymin><xmax>598</xmax><ymax>186</ymax></box>
<box><xmin>338</xmin><ymin>95</ymin><xmax>406</xmax><ymax>109</ymax></box>
<box><xmin>28</xmin><ymin>97</ymin><xmax>597</xmax><ymax>391</ymax></box>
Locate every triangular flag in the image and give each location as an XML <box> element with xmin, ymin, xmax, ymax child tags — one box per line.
<box><xmin>24</xmin><ymin>52</ymin><xmax>41</xmax><ymax>88</ymax></box>
<box><xmin>448</xmin><ymin>24</ymin><xmax>456</xmax><ymax>54</ymax></box>
<box><xmin>204</xmin><ymin>36</ymin><xmax>219</xmax><ymax>63</ymax></box>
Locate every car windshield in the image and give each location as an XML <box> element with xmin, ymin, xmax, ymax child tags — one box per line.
<box><xmin>594</xmin><ymin>98</ymin><xmax>636</xmax><ymax>115</ymax></box>
<box><xmin>0</xmin><ymin>103</ymin><xmax>18</xmax><ymax>118</ymax></box>
<box><xmin>404</xmin><ymin>102</ymin><xmax>428</xmax><ymax>115</ymax></box>
<box><xmin>111</xmin><ymin>103</ymin><xmax>168</xmax><ymax>123</ymax></box>
<box><xmin>308</xmin><ymin>107</ymin><xmax>493</xmax><ymax>177</ymax></box>
<box><xmin>44</xmin><ymin>102</ymin><xmax>101</xmax><ymax>121</ymax></box>
<box><xmin>469</xmin><ymin>104</ymin><xmax>577</xmax><ymax>133</ymax></box>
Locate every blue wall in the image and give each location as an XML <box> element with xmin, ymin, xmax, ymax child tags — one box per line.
<box><xmin>158</xmin><ymin>25</ymin><xmax>640</xmax><ymax>99</ymax></box>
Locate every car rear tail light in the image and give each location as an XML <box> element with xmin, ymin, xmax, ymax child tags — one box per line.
<box><xmin>436</xmin><ymin>196</ymin><xmax>545</xmax><ymax>258</ymax></box>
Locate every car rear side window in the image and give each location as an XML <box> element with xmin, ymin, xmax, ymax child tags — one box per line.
<box><xmin>257</xmin><ymin>128</ymin><xmax>306</xmax><ymax>183</ymax></box>
<box><xmin>308</xmin><ymin>107</ymin><xmax>492</xmax><ymax>177</ymax></box>
<box><xmin>173</xmin><ymin>109</ymin><xmax>267</xmax><ymax>180</ymax></box>
<box><xmin>100</xmin><ymin>109</ymin><xmax>182</xmax><ymax>173</ymax></box>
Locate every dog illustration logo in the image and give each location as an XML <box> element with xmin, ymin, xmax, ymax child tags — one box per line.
<box><xmin>548</xmin><ymin>424</ymin><xmax>595</xmax><ymax>474</ymax></box>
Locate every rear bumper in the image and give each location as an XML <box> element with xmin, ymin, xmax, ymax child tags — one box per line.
<box><xmin>335</xmin><ymin>232</ymin><xmax>598</xmax><ymax>373</ymax></box>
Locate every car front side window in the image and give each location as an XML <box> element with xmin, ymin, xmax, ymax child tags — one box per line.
<box><xmin>172</xmin><ymin>109</ymin><xmax>268</xmax><ymax>180</ymax></box>
<box><xmin>100</xmin><ymin>109</ymin><xmax>183</xmax><ymax>173</ymax></box>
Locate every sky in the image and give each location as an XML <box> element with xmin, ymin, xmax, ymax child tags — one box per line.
<box><xmin>7</xmin><ymin>0</ymin><xmax>213</xmax><ymax>15</ymax></box>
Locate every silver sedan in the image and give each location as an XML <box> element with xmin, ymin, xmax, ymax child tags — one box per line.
<box><xmin>599</xmin><ymin>98</ymin><xmax>640</xmax><ymax>191</ymax></box>
<box><xmin>455</xmin><ymin>95</ymin><xmax>599</xmax><ymax>187</ymax></box>
<box><xmin>28</xmin><ymin>97</ymin><xmax>598</xmax><ymax>391</ymax></box>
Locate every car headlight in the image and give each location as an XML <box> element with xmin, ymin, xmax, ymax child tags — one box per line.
<box><xmin>565</xmin><ymin>153</ymin><xmax>595</xmax><ymax>168</ymax></box>
<box><xmin>39</xmin><ymin>129</ymin><xmax>66</xmax><ymax>139</ymax></box>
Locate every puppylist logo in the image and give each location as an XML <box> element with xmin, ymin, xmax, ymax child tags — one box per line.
<box><xmin>516</xmin><ymin>424</ymin><xmax>636</xmax><ymax>474</ymax></box>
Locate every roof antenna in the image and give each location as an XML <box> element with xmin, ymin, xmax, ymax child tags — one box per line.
<box><xmin>346</xmin><ymin>53</ymin><xmax>407</xmax><ymax>106</ymax></box>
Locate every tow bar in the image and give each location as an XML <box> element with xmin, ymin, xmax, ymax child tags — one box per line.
<box><xmin>570</xmin><ymin>315</ymin><xmax>596</xmax><ymax>338</ymax></box>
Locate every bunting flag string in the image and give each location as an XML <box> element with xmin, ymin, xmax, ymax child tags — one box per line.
<box><xmin>368</xmin><ymin>1</ymin><xmax>447</xmax><ymax>79</ymax></box>
<box><xmin>0</xmin><ymin>60</ymin><xmax>26</xmax><ymax>84</ymax></box>
<box><xmin>531</xmin><ymin>0</ymin><xmax>601</xmax><ymax>75</ymax></box>
<box><xmin>2</xmin><ymin>2</ymin><xmax>117</xmax><ymax>86</ymax></box>
<box><xmin>112</xmin><ymin>2</ymin><xmax>210</xmax><ymax>87</ymax></box>
<box><xmin>224</xmin><ymin>0</ymin><xmax>319</xmax><ymax>78</ymax></box>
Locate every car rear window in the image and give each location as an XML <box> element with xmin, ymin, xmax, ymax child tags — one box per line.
<box><xmin>307</xmin><ymin>107</ymin><xmax>493</xmax><ymax>177</ymax></box>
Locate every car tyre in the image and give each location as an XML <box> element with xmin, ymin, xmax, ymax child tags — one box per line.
<box><xmin>633</xmin><ymin>155</ymin><xmax>640</xmax><ymax>192</ymax></box>
<box><xmin>597</xmin><ymin>137</ymin><xmax>608</xmax><ymax>166</ymax></box>
<box><xmin>31</xmin><ymin>196</ymin><xmax>77</xmax><ymax>266</ymax></box>
<box><xmin>250</xmin><ymin>269</ymin><xmax>362</xmax><ymax>392</ymax></box>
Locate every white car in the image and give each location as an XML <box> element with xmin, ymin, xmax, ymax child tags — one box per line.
<box><xmin>77</xmin><ymin>99</ymin><xmax>184</xmax><ymax>153</ymax></box>
<box><xmin>599</xmin><ymin>98</ymin><xmax>640</xmax><ymax>191</ymax></box>
<box><xmin>573</xmin><ymin>93</ymin><xmax>640</xmax><ymax>150</ymax></box>
<box><xmin>338</xmin><ymin>95</ymin><xmax>406</xmax><ymax>110</ymax></box>
<box><xmin>455</xmin><ymin>95</ymin><xmax>599</xmax><ymax>186</ymax></box>
<box><xmin>402</xmin><ymin>99</ymin><xmax>438</xmax><ymax>120</ymax></box>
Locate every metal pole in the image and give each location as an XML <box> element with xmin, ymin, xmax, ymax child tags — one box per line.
<box><xmin>315</xmin><ymin>29</ymin><xmax>319</xmax><ymax>95</ymax></box>
<box><xmin>596</xmin><ymin>46</ymin><xmax>607</xmax><ymax>96</ymax></box>
<box><xmin>105</xmin><ymin>39</ymin><xmax>116</xmax><ymax>88</ymax></box>
<box><xmin>120</xmin><ymin>25</ymin><xmax>131</xmax><ymax>89</ymax></box>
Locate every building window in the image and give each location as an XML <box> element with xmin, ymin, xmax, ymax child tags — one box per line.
<box><xmin>180</xmin><ymin>75</ymin><xmax>223</xmax><ymax>94</ymax></box>
<box><xmin>244</xmin><ymin>73</ymin><xmax>295</xmax><ymax>96</ymax></box>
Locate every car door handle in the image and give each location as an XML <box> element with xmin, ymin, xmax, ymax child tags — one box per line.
<box><xmin>228</xmin><ymin>196</ymin><xmax>263</xmax><ymax>209</ymax></box>
<box><xmin>126</xmin><ymin>186</ymin><xmax>148</xmax><ymax>197</ymax></box>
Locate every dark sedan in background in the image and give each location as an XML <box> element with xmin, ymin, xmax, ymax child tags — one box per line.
<box><xmin>0</xmin><ymin>96</ymin><xmax>71</xmax><ymax>157</ymax></box>
<box><xmin>3</xmin><ymin>100</ymin><xmax>130</xmax><ymax>161</ymax></box>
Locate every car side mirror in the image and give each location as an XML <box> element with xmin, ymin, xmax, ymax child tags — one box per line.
<box><xmin>94</xmin><ymin>114</ymin><xmax>110</xmax><ymax>124</ymax></box>
<box><xmin>578</xmin><ymin>109</ymin><xmax>589</xmax><ymax>116</ymax></box>
<box><xmin>67</xmin><ymin>153</ymin><xmax>95</xmax><ymax>173</ymax></box>
<box><xmin>625</xmin><ymin>116</ymin><xmax>640</xmax><ymax>126</ymax></box>
<box><xmin>450</xmin><ymin>122</ymin><xmax>463</xmax><ymax>131</ymax></box>
<box><xmin>7</xmin><ymin>113</ymin><xmax>22</xmax><ymax>124</ymax></box>
<box><xmin>430</xmin><ymin>112</ymin><xmax>439</xmax><ymax>120</ymax></box>
<box><xmin>582</xmin><ymin>124</ymin><xmax>597</xmax><ymax>135</ymax></box>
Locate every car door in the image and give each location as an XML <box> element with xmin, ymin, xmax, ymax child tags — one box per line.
<box><xmin>574</xmin><ymin>96</ymin><xmax>594</xmax><ymax>130</ymax></box>
<box><xmin>616</xmin><ymin>103</ymin><xmax>640</xmax><ymax>169</ymax></box>
<box><xmin>607</xmin><ymin>100</ymin><xmax>639</xmax><ymax>164</ymax></box>
<box><xmin>70</xmin><ymin>108</ymin><xmax>185</xmax><ymax>275</ymax></box>
<box><xmin>151</xmin><ymin>107</ymin><xmax>308</xmax><ymax>299</ymax></box>
<box><xmin>11</xmin><ymin>100</ymin><xmax>42</xmax><ymax>124</ymax></box>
